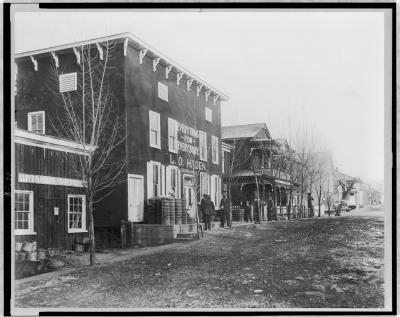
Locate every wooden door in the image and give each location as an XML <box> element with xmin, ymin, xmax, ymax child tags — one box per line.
<box><xmin>128</xmin><ymin>174</ymin><xmax>144</xmax><ymax>222</ymax></box>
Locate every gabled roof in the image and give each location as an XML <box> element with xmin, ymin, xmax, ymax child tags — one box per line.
<box><xmin>15</xmin><ymin>32</ymin><xmax>229</xmax><ymax>102</ymax></box>
<box><xmin>221</xmin><ymin>123</ymin><xmax>271</xmax><ymax>140</ymax></box>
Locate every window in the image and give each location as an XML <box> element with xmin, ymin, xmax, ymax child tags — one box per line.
<box><xmin>171</xmin><ymin>168</ymin><xmax>177</xmax><ymax>192</ymax></box>
<box><xmin>205</xmin><ymin>107</ymin><xmax>212</xmax><ymax>123</ymax></box>
<box><xmin>212</xmin><ymin>136</ymin><xmax>219</xmax><ymax>164</ymax></box>
<box><xmin>68</xmin><ymin>195</ymin><xmax>86</xmax><ymax>233</ymax></box>
<box><xmin>147</xmin><ymin>161</ymin><xmax>162</xmax><ymax>199</ymax></box>
<box><xmin>158</xmin><ymin>82</ymin><xmax>168</xmax><ymax>102</ymax></box>
<box><xmin>210</xmin><ymin>175</ymin><xmax>220</xmax><ymax>204</ymax></box>
<box><xmin>200</xmin><ymin>172</ymin><xmax>209</xmax><ymax>196</ymax></box>
<box><xmin>28</xmin><ymin>111</ymin><xmax>45</xmax><ymax>134</ymax></box>
<box><xmin>168</xmin><ymin>118</ymin><xmax>178</xmax><ymax>153</ymax></box>
<box><xmin>153</xmin><ymin>164</ymin><xmax>160</xmax><ymax>197</ymax></box>
<box><xmin>199</xmin><ymin>131</ymin><xmax>207</xmax><ymax>161</ymax></box>
<box><xmin>14</xmin><ymin>190</ymin><xmax>34</xmax><ymax>235</ymax></box>
<box><xmin>59</xmin><ymin>72</ymin><xmax>77</xmax><ymax>93</ymax></box>
<box><xmin>222</xmin><ymin>151</ymin><xmax>225</xmax><ymax>173</ymax></box>
<box><xmin>149</xmin><ymin>111</ymin><xmax>161</xmax><ymax>149</ymax></box>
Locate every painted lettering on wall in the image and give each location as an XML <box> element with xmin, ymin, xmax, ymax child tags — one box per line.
<box><xmin>169</xmin><ymin>121</ymin><xmax>208</xmax><ymax>172</ymax></box>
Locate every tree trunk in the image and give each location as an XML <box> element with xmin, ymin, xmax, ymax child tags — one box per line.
<box><xmin>88</xmin><ymin>199</ymin><xmax>96</xmax><ymax>266</ymax></box>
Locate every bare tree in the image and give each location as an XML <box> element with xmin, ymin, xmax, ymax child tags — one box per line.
<box><xmin>50</xmin><ymin>41</ymin><xmax>127</xmax><ymax>265</ymax></box>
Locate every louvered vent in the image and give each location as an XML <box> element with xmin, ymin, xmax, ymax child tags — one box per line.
<box><xmin>158</xmin><ymin>82</ymin><xmax>168</xmax><ymax>102</ymax></box>
<box><xmin>59</xmin><ymin>73</ymin><xmax>77</xmax><ymax>93</ymax></box>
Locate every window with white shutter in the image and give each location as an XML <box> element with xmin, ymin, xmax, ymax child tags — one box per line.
<box><xmin>59</xmin><ymin>73</ymin><xmax>77</xmax><ymax>93</ymax></box>
<box><xmin>212</xmin><ymin>136</ymin><xmax>219</xmax><ymax>164</ymax></box>
<box><xmin>149</xmin><ymin>111</ymin><xmax>161</xmax><ymax>149</ymax></box>
<box><xmin>199</xmin><ymin>131</ymin><xmax>207</xmax><ymax>161</ymax></box>
<box><xmin>158</xmin><ymin>82</ymin><xmax>168</xmax><ymax>102</ymax></box>
<box><xmin>28</xmin><ymin>111</ymin><xmax>45</xmax><ymax>134</ymax></box>
<box><xmin>205</xmin><ymin>107</ymin><xmax>212</xmax><ymax>123</ymax></box>
<box><xmin>200</xmin><ymin>172</ymin><xmax>209</xmax><ymax>196</ymax></box>
<box><xmin>168</xmin><ymin>118</ymin><xmax>178</xmax><ymax>153</ymax></box>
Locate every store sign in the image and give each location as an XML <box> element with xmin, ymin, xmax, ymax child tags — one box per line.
<box><xmin>169</xmin><ymin>122</ymin><xmax>207</xmax><ymax>172</ymax></box>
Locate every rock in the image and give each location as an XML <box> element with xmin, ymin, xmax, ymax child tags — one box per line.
<box><xmin>305</xmin><ymin>291</ymin><xmax>325</xmax><ymax>297</ymax></box>
<box><xmin>253</xmin><ymin>289</ymin><xmax>263</xmax><ymax>293</ymax></box>
<box><xmin>49</xmin><ymin>259</ymin><xmax>64</xmax><ymax>269</ymax></box>
<box><xmin>312</xmin><ymin>284</ymin><xmax>326</xmax><ymax>292</ymax></box>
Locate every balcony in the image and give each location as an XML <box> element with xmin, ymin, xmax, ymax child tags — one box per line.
<box><xmin>252</xmin><ymin>167</ymin><xmax>291</xmax><ymax>181</ymax></box>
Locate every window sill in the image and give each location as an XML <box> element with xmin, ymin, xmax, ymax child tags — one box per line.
<box><xmin>150</xmin><ymin>144</ymin><xmax>161</xmax><ymax>150</ymax></box>
<box><xmin>169</xmin><ymin>149</ymin><xmax>178</xmax><ymax>154</ymax></box>
<box><xmin>15</xmin><ymin>231</ymin><xmax>36</xmax><ymax>236</ymax></box>
<box><xmin>68</xmin><ymin>229</ymin><xmax>88</xmax><ymax>234</ymax></box>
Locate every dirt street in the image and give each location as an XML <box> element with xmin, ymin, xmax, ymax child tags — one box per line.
<box><xmin>14</xmin><ymin>208</ymin><xmax>385</xmax><ymax>309</ymax></box>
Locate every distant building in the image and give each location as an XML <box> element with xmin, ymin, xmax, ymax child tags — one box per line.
<box><xmin>221</xmin><ymin>123</ymin><xmax>298</xmax><ymax>217</ymax></box>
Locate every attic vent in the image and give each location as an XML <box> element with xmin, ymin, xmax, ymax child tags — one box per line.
<box><xmin>59</xmin><ymin>73</ymin><xmax>77</xmax><ymax>93</ymax></box>
<box><xmin>158</xmin><ymin>82</ymin><xmax>168</xmax><ymax>102</ymax></box>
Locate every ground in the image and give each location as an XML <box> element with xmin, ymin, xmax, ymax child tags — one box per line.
<box><xmin>14</xmin><ymin>205</ymin><xmax>385</xmax><ymax>309</ymax></box>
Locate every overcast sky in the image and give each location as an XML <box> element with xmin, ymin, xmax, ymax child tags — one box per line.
<box><xmin>14</xmin><ymin>9</ymin><xmax>385</xmax><ymax>183</ymax></box>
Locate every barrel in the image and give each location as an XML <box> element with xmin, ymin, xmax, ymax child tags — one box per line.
<box><xmin>232</xmin><ymin>208</ymin><xmax>244</xmax><ymax>222</ymax></box>
<box><xmin>174</xmin><ymin>198</ymin><xmax>182</xmax><ymax>225</ymax></box>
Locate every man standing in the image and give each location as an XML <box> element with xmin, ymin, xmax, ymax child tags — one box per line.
<box><xmin>220</xmin><ymin>191</ymin><xmax>231</xmax><ymax>229</ymax></box>
<box><xmin>307</xmin><ymin>193</ymin><xmax>314</xmax><ymax>217</ymax></box>
<box><xmin>267</xmin><ymin>197</ymin><xmax>273</xmax><ymax>221</ymax></box>
<box><xmin>244</xmin><ymin>200</ymin><xmax>252</xmax><ymax>223</ymax></box>
<box><xmin>201</xmin><ymin>194</ymin><xmax>214</xmax><ymax>230</ymax></box>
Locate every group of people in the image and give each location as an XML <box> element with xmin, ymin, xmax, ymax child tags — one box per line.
<box><xmin>200</xmin><ymin>192</ymin><xmax>280</xmax><ymax>230</ymax></box>
<box><xmin>200</xmin><ymin>191</ymin><xmax>232</xmax><ymax>230</ymax></box>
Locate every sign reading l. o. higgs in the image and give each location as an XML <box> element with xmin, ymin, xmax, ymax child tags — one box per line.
<box><xmin>169</xmin><ymin>122</ymin><xmax>207</xmax><ymax>172</ymax></box>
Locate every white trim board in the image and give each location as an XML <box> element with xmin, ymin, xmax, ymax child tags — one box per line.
<box><xmin>18</xmin><ymin>173</ymin><xmax>85</xmax><ymax>188</ymax></box>
<box><xmin>15</xmin><ymin>32</ymin><xmax>229</xmax><ymax>102</ymax></box>
<box><xmin>14</xmin><ymin>129</ymin><xmax>96</xmax><ymax>155</ymax></box>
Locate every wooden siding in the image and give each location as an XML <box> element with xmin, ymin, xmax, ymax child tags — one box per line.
<box><xmin>15</xmin><ymin>142</ymin><xmax>88</xmax><ymax>249</ymax></box>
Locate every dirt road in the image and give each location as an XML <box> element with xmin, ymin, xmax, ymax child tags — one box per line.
<box><xmin>14</xmin><ymin>212</ymin><xmax>385</xmax><ymax>309</ymax></box>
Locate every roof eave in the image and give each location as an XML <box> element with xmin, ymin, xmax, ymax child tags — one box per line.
<box><xmin>15</xmin><ymin>32</ymin><xmax>229</xmax><ymax>102</ymax></box>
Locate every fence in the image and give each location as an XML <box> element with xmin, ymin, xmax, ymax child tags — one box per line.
<box><xmin>94</xmin><ymin>226</ymin><xmax>122</xmax><ymax>249</ymax></box>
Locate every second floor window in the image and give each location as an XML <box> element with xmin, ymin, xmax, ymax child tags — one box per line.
<box><xmin>149</xmin><ymin>110</ymin><xmax>161</xmax><ymax>149</ymax></box>
<box><xmin>211</xmin><ymin>136</ymin><xmax>219</xmax><ymax>164</ymax></box>
<box><xmin>168</xmin><ymin>118</ymin><xmax>178</xmax><ymax>153</ymax></box>
<box><xmin>199</xmin><ymin>131</ymin><xmax>207</xmax><ymax>161</ymax></box>
<box><xmin>205</xmin><ymin>107</ymin><xmax>212</xmax><ymax>123</ymax></box>
<box><xmin>28</xmin><ymin>111</ymin><xmax>45</xmax><ymax>134</ymax></box>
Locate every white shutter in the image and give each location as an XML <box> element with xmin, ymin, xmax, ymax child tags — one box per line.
<box><xmin>162</xmin><ymin>165</ymin><xmax>166</xmax><ymax>196</ymax></box>
<box><xmin>210</xmin><ymin>175</ymin><xmax>215</xmax><ymax>204</ymax></box>
<box><xmin>147</xmin><ymin>162</ymin><xmax>153</xmax><ymax>199</ymax></box>
<box><xmin>166</xmin><ymin>166</ymin><xmax>171</xmax><ymax>195</ymax></box>
<box><xmin>59</xmin><ymin>73</ymin><xmax>77</xmax><ymax>92</ymax></box>
<box><xmin>177</xmin><ymin>169</ymin><xmax>181</xmax><ymax>198</ymax></box>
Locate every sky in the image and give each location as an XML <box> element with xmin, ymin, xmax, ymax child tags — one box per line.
<box><xmin>13</xmin><ymin>9</ymin><xmax>386</xmax><ymax>183</ymax></box>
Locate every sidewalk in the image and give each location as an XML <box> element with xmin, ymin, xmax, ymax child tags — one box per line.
<box><xmin>15</xmin><ymin>220</ymin><xmax>255</xmax><ymax>286</ymax></box>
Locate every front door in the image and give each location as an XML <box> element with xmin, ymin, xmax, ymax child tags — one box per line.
<box><xmin>183</xmin><ymin>175</ymin><xmax>196</xmax><ymax>220</ymax></box>
<box><xmin>128</xmin><ymin>174</ymin><xmax>144</xmax><ymax>222</ymax></box>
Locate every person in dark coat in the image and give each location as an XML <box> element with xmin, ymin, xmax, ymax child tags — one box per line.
<box><xmin>307</xmin><ymin>193</ymin><xmax>314</xmax><ymax>217</ymax></box>
<box><xmin>200</xmin><ymin>194</ymin><xmax>214</xmax><ymax>230</ymax></box>
<box><xmin>244</xmin><ymin>200</ymin><xmax>252</xmax><ymax>223</ymax></box>
<box><xmin>267</xmin><ymin>197</ymin><xmax>273</xmax><ymax>221</ymax></box>
<box><xmin>220</xmin><ymin>191</ymin><xmax>231</xmax><ymax>229</ymax></box>
<box><xmin>253</xmin><ymin>199</ymin><xmax>260</xmax><ymax>224</ymax></box>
